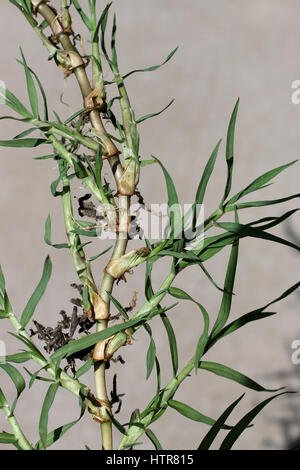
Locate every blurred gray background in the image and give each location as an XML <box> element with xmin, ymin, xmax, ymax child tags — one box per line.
<box><xmin>0</xmin><ymin>0</ymin><xmax>300</xmax><ymax>450</ymax></box>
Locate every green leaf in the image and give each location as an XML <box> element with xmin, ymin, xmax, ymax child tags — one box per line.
<box><xmin>0</xmin><ymin>432</ymin><xmax>18</xmax><ymax>445</ymax></box>
<box><xmin>14</xmin><ymin>127</ymin><xmax>37</xmax><ymax>139</ymax></box>
<box><xmin>106</xmin><ymin>291</ymin><xmax>129</xmax><ymax>320</ymax></box>
<box><xmin>145</xmin><ymin>428</ymin><xmax>163</xmax><ymax>450</ymax></box>
<box><xmin>210</xmin><ymin>215</ymin><xmax>239</xmax><ymax>339</ymax></box>
<box><xmin>88</xmin><ymin>245</ymin><xmax>112</xmax><ymax>262</ymax></box>
<box><xmin>140</xmin><ymin>159</ymin><xmax>157</xmax><ymax>167</ymax></box>
<box><xmin>169</xmin><ymin>399</ymin><xmax>234</xmax><ymax>430</ymax></box>
<box><xmin>144</xmin><ymin>324</ymin><xmax>156</xmax><ymax>379</ymax></box>
<box><xmin>64</xmin><ymin>107</ymin><xmax>87</xmax><ymax>125</ymax></box>
<box><xmin>0</xmin><ymin>264</ymin><xmax>5</xmax><ymax>294</ymax></box>
<box><xmin>152</xmin><ymin>155</ymin><xmax>182</xmax><ymax>239</ymax></box>
<box><xmin>198</xmin><ymin>394</ymin><xmax>245</xmax><ymax>450</ymax></box>
<box><xmin>136</xmin><ymin>99</ymin><xmax>174</xmax><ymax>124</ymax></box>
<box><xmin>75</xmin><ymin>360</ymin><xmax>93</xmax><ymax>379</ymax></box>
<box><xmin>159</xmin><ymin>312</ymin><xmax>178</xmax><ymax>377</ymax></box>
<box><xmin>217</xmin><ymin>220</ymin><xmax>300</xmax><ymax>252</ymax></box>
<box><xmin>71</xmin><ymin>0</ymin><xmax>92</xmax><ymax>29</ymax></box>
<box><xmin>168</xmin><ymin>287</ymin><xmax>209</xmax><ymax>370</ymax></box>
<box><xmin>210</xmin><ymin>281</ymin><xmax>300</xmax><ymax>347</ymax></box>
<box><xmin>36</xmin><ymin>393</ymin><xmax>85</xmax><ymax>449</ymax></box>
<box><xmin>0</xmin><ymin>363</ymin><xmax>25</xmax><ymax>412</ymax></box>
<box><xmin>219</xmin><ymin>392</ymin><xmax>292</xmax><ymax>449</ymax></box>
<box><xmin>221</xmin><ymin>99</ymin><xmax>239</xmax><ymax>204</ymax></box>
<box><xmin>0</xmin><ymin>352</ymin><xmax>32</xmax><ymax>363</ymax></box>
<box><xmin>39</xmin><ymin>382</ymin><xmax>60</xmax><ymax>449</ymax></box>
<box><xmin>19</xmin><ymin>48</ymin><xmax>39</xmax><ymax>119</ymax></box>
<box><xmin>0</xmin><ymin>138</ymin><xmax>47</xmax><ymax>147</ymax></box>
<box><xmin>193</xmin><ymin>139</ymin><xmax>222</xmax><ymax>229</ymax></box>
<box><xmin>34</xmin><ymin>153</ymin><xmax>59</xmax><ymax>161</ymax></box>
<box><xmin>51</xmin><ymin>317</ymin><xmax>144</xmax><ymax>362</ymax></box>
<box><xmin>20</xmin><ymin>256</ymin><xmax>52</xmax><ymax>328</ymax></box>
<box><xmin>225</xmin><ymin>160</ymin><xmax>298</xmax><ymax>207</ymax></box>
<box><xmin>17</xmin><ymin>58</ymin><xmax>49</xmax><ymax>121</ymax></box>
<box><xmin>227</xmin><ymin>193</ymin><xmax>300</xmax><ymax>211</ymax></box>
<box><xmin>198</xmin><ymin>361</ymin><xmax>282</xmax><ymax>392</ymax></box>
<box><xmin>44</xmin><ymin>215</ymin><xmax>69</xmax><ymax>249</ymax></box>
<box><xmin>123</xmin><ymin>47</ymin><xmax>179</xmax><ymax>80</ymax></box>
<box><xmin>0</xmin><ymin>84</ymin><xmax>32</xmax><ymax>118</ymax></box>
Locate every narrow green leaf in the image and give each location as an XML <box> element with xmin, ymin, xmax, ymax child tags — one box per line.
<box><xmin>39</xmin><ymin>382</ymin><xmax>60</xmax><ymax>449</ymax></box>
<box><xmin>36</xmin><ymin>392</ymin><xmax>85</xmax><ymax>449</ymax></box>
<box><xmin>210</xmin><ymin>221</ymin><xmax>239</xmax><ymax>339</ymax></box>
<box><xmin>169</xmin><ymin>399</ymin><xmax>235</xmax><ymax>430</ymax></box>
<box><xmin>64</xmin><ymin>107</ymin><xmax>87</xmax><ymax>125</ymax></box>
<box><xmin>14</xmin><ymin>127</ymin><xmax>37</xmax><ymax>139</ymax></box>
<box><xmin>71</xmin><ymin>0</ymin><xmax>92</xmax><ymax>29</ymax></box>
<box><xmin>211</xmin><ymin>282</ymin><xmax>300</xmax><ymax>347</ymax></box>
<box><xmin>168</xmin><ymin>286</ymin><xmax>209</xmax><ymax>370</ymax></box>
<box><xmin>0</xmin><ymin>85</ymin><xmax>32</xmax><ymax>118</ymax></box>
<box><xmin>217</xmin><ymin>220</ymin><xmax>300</xmax><ymax>252</ymax></box>
<box><xmin>123</xmin><ymin>47</ymin><xmax>179</xmax><ymax>80</ymax></box>
<box><xmin>0</xmin><ymin>432</ymin><xmax>18</xmax><ymax>444</ymax></box>
<box><xmin>51</xmin><ymin>317</ymin><xmax>144</xmax><ymax>361</ymax></box>
<box><xmin>19</xmin><ymin>48</ymin><xmax>39</xmax><ymax>119</ymax></box>
<box><xmin>198</xmin><ymin>394</ymin><xmax>245</xmax><ymax>450</ymax></box>
<box><xmin>225</xmin><ymin>160</ymin><xmax>298</xmax><ymax>206</ymax></box>
<box><xmin>75</xmin><ymin>360</ymin><xmax>93</xmax><ymax>379</ymax></box>
<box><xmin>227</xmin><ymin>193</ymin><xmax>300</xmax><ymax>211</ymax></box>
<box><xmin>159</xmin><ymin>312</ymin><xmax>178</xmax><ymax>376</ymax></box>
<box><xmin>88</xmin><ymin>245</ymin><xmax>112</xmax><ymax>262</ymax></box>
<box><xmin>0</xmin><ymin>363</ymin><xmax>25</xmax><ymax>412</ymax></box>
<box><xmin>193</xmin><ymin>139</ymin><xmax>222</xmax><ymax>229</ymax></box>
<box><xmin>140</xmin><ymin>159</ymin><xmax>157</xmax><ymax>167</ymax></box>
<box><xmin>145</xmin><ymin>428</ymin><xmax>163</xmax><ymax>450</ymax></box>
<box><xmin>0</xmin><ymin>138</ymin><xmax>47</xmax><ymax>148</ymax></box>
<box><xmin>20</xmin><ymin>256</ymin><xmax>52</xmax><ymax>328</ymax></box>
<box><xmin>136</xmin><ymin>99</ymin><xmax>174</xmax><ymax>124</ymax></box>
<box><xmin>34</xmin><ymin>153</ymin><xmax>59</xmax><ymax>161</ymax></box>
<box><xmin>219</xmin><ymin>392</ymin><xmax>292</xmax><ymax>449</ymax></box>
<box><xmin>221</xmin><ymin>99</ymin><xmax>239</xmax><ymax>204</ymax></box>
<box><xmin>44</xmin><ymin>215</ymin><xmax>69</xmax><ymax>249</ymax></box>
<box><xmin>0</xmin><ymin>264</ymin><xmax>5</xmax><ymax>294</ymax></box>
<box><xmin>144</xmin><ymin>324</ymin><xmax>156</xmax><ymax>379</ymax></box>
<box><xmin>0</xmin><ymin>352</ymin><xmax>32</xmax><ymax>363</ymax></box>
<box><xmin>198</xmin><ymin>361</ymin><xmax>282</xmax><ymax>392</ymax></box>
<box><xmin>152</xmin><ymin>155</ymin><xmax>181</xmax><ymax>238</ymax></box>
<box><xmin>106</xmin><ymin>291</ymin><xmax>129</xmax><ymax>320</ymax></box>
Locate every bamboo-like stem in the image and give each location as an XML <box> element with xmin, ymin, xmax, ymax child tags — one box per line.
<box><xmin>33</xmin><ymin>2</ymin><xmax>133</xmax><ymax>449</ymax></box>
<box><xmin>0</xmin><ymin>389</ymin><xmax>33</xmax><ymax>450</ymax></box>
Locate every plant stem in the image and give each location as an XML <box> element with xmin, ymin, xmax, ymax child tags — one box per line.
<box><xmin>0</xmin><ymin>390</ymin><xmax>33</xmax><ymax>450</ymax></box>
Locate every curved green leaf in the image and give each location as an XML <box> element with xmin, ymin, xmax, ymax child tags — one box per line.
<box><xmin>169</xmin><ymin>399</ymin><xmax>237</xmax><ymax>431</ymax></box>
<box><xmin>21</xmin><ymin>256</ymin><xmax>52</xmax><ymax>328</ymax></box>
<box><xmin>39</xmin><ymin>382</ymin><xmax>60</xmax><ymax>449</ymax></box>
<box><xmin>221</xmin><ymin>99</ymin><xmax>239</xmax><ymax>204</ymax></box>
<box><xmin>0</xmin><ymin>363</ymin><xmax>25</xmax><ymax>412</ymax></box>
<box><xmin>0</xmin><ymin>138</ymin><xmax>47</xmax><ymax>148</ymax></box>
<box><xmin>198</xmin><ymin>394</ymin><xmax>245</xmax><ymax>450</ymax></box>
<box><xmin>198</xmin><ymin>361</ymin><xmax>282</xmax><ymax>392</ymax></box>
<box><xmin>219</xmin><ymin>392</ymin><xmax>292</xmax><ymax>449</ymax></box>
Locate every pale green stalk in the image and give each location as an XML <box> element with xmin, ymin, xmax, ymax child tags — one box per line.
<box><xmin>0</xmin><ymin>389</ymin><xmax>33</xmax><ymax>450</ymax></box>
